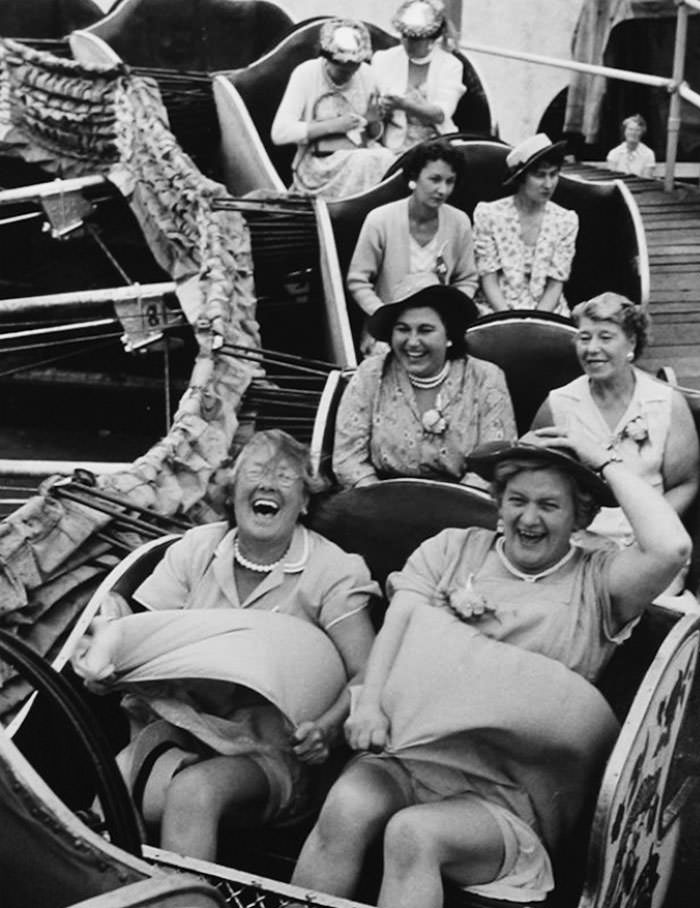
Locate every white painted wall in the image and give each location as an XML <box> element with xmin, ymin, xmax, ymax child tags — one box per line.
<box><xmin>94</xmin><ymin>0</ymin><xmax>584</xmax><ymax>144</ymax></box>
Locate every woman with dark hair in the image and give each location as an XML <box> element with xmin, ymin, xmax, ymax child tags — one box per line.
<box><xmin>333</xmin><ymin>272</ymin><xmax>515</xmax><ymax>488</ymax></box>
<box><xmin>292</xmin><ymin>428</ymin><xmax>691</xmax><ymax>906</ymax></box>
<box><xmin>473</xmin><ymin>133</ymin><xmax>578</xmax><ymax>315</ymax></box>
<box><xmin>271</xmin><ymin>18</ymin><xmax>394</xmax><ymax>199</ymax></box>
<box><xmin>72</xmin><ymin>429</ymin><xmax>378</xmax><ymax>862</ymax></box>
<box><xmin>532</xmin><ymin>293</ymin><xmax>698</xmax><ymax>590</ymax></box>
<box><xmin>606</xmin><ymin>114</ymin><xmax>656</xmax><ymax>178</ymax></box>
<box><xmin>372</xmin><ymin>0</ymin><xmax>464</xmax><ymax>154</ymax></box>
<box><xmin>347</xmin><ymin>139</ymin><xmax>477</xmax><ymax>320</ymax></box>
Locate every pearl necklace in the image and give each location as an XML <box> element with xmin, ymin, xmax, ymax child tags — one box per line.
<box><xmin>234</xmin><ymin>538</ymin><xmax>286</xmax><ymax>574</ymax></box>
<box><xmin>408</xmin><ymin>362</ymin><xmax>450</xmax><ymax>390</ymax></box>
<box><xmin>495</xmin><ymin>536</ymin><xmax>576</xmax><ymax>583</ymax></box>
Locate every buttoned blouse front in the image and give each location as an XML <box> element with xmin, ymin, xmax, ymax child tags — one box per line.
<box><xmin>134</xmin><ymin>522</ymin><xmax>379</xmax><ymax>631</ymax></box>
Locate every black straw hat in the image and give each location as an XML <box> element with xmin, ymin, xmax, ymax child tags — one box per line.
<box><xmin>467</xmin><ymin>440</ymin><xmax>617</xmax><ymax>507</ymax></box>
<box><xmin>367</xmin><ymin>272</ymin><xmax>478</xmax><ymax>342</ymax></box>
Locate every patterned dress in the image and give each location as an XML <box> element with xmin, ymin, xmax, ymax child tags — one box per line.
<box><xmin>473</xmin><ymin>196</ymin><xmax>578</xmax><ymax>315</ymax></box>
<box><xmin>332</xmin><ymin>351</ymin><xmax>516</xmax><ymax>488</ymax></box>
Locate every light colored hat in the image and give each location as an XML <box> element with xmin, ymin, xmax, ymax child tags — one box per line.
<box><xmin>367</xmin><ymin>271</ymin><xmax>478</xmax><ymax>342</ymax></box>
<box><xmin>319</xmin><ymin>18</ymin><xmax>372</xmax><ymax>63</ymax></box>
<box><xmin>503</xmin><ymin>133</ymin><xmax>567</xmax><ymax>186</ymax></box>
<box><xmin>392</xmin><ymin>0</ymin><xmax>446</xmax><ymax>38</ymax></box>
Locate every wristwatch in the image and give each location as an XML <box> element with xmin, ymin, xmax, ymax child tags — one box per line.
<box><xmin>596</xmin><ymin>448</ymin><xmax>623</xmax><ymax>475</ymax></box>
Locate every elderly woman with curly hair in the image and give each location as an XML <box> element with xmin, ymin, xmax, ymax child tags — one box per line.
<box><xmin>372</xmin><ymin>0</ymin><xmax>464</xmax><ymax>154</ymax></box>
<box><xmin>73</xmin><ymin>430</ymin><xmax>378</xmax><ymax>862</ymax></box>
<box><xmin>271</xmin><ymin>18</ymin><xmax>394</xmax><ymax>199</ymax></box>
<box><xmin>292</xmin><ymin>427</ymin><xmax>691</xmax><ymax>906</ymax></box>
<box><xmin>532</xmin><ymin>293</ymin><xmax>698</xmax><ymax>599</ymax></box>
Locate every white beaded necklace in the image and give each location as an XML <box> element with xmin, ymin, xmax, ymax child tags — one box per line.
<box><xmin>407</xmin><ymin>362</ymin><xmax>450</xmax><ymax>390</ymax></box>
<box><xmin>495</xmin><ymin>536</ymin><xmax>577</xmax><ymax>583</ymax></box>
<box><xmin>234</xmin><ymin>538</ymin><xmax>287</xmax><ymax>574</ymax></box>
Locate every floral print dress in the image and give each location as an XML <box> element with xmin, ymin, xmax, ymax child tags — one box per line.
<box><xmin>332</xmin><ymin>351</ymin><xmax>516</xmax><ymax>488</ymax></box>
<box><xmin>473</xmin><ymin>196</ymin><xmax>579</xmax><ymax>315</ymax></box>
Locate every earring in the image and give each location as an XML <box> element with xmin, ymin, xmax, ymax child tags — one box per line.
<box><xmin>446</xmin><ymin>340</ymin><xmax>453</xmax><ymax>347</ymax></box>
<box><xmin>626</xmin><ymin>351</ymin><xmax>634</xmax><ymax>362</ymax></box>
<box><xmin>408</xmin><ymin>180</ymin><xmax>416</xmax><ymax>190</ymax></box>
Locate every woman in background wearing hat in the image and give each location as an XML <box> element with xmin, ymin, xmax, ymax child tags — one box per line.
<box><xmin>333</xmin><ymin>272</ymin><xmax>515</xmax><ymax>489</ymax></box>
<box><xmin>347</xmin><ymin>140</ymin><xmax>477</xmax><ymax>323</ymax></box>
<box><xmin>292</xmin><ymin>427</ymin><xmax>691</xmax><ymax>906</ymax></box>
<box><xmin>271</xmin><ymin>18</ymin><xmax>394</xmax><ymax>199</ymax></box>
<box><xmin>73</xmin><ymin>430</ymin><xmax>378</xmax><ymax>862</ymax></box>
<box><xmin>473</xmin><ymin>133</ymin><xmax>578</xmax><ymax>315</ymax></box>
<box><xmin>372</xmin><ymin>0</ymin><xmax>464</xmax><ymax>154</ymax></box>
<box><xmin>532</xmin><ymin>292</ymin><xmax>698</xmax><ymax>604</ymax></box>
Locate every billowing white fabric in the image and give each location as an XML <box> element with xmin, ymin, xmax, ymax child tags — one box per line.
<box><xmin>104</xmin><ymin>608</ymin><xmax>347</xmax><ymax>727</ymax></box>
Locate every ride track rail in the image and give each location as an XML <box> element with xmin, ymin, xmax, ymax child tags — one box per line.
<box><xmin>562</xmin><ymin>162</ymin><xmax>700</xmax><ymax>391</ymax></box>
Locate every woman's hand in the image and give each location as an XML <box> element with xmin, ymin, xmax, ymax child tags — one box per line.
<box><xmin>378</xmin><ymin>93</ymin><xmax>403</xmax><ymax>116</ymax></box>
<box><xmin>71</xmin><ymin>616</ymin><xmax>121</xmax><ymax>687</ymax></box>
<box><xmin>523</xmin><ymin>424</ymin><xmax>611</xmax><ymax>472</ymax></box>
<box><xmin>344</xmin><ymin>702</ymin><xmax>390</xmax><ymax>752</ymax></box>
<box><xmin>292</xmin><ymin>720</ymin><xmax>330</xmax><ymax>765</ymax></box>
<box><xmin>329</xmin><ymin>112</ymin><xmax>366</xmax><ymax>135</ymax></box>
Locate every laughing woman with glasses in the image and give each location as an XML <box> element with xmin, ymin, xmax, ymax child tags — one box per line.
<box><xmin>72</xmin><ymin>429</ymin><xmax>378</xmax><ymax>862</ymax></box>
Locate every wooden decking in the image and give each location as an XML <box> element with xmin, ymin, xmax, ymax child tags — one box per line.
<box><xmin>564</xmin><ymin>163</ymin><xmax>700</xmax><ymax>391</ymax></box>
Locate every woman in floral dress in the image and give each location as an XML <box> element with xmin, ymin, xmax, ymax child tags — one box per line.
<box><xmin>473</xmin><ymin>134</ymin><xmax>578</xmax><ymax>316</ymax></box>
<box><xmin>333</xmin><ymin>272</ymin><xmax>515</xmax><ymax>489</ymax></box>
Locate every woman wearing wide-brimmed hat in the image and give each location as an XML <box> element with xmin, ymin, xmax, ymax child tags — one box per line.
<box><xmin>371</xmin><ymin>0</ymin><xmax>464</xmax><ymax>154</ymax></box>
<box><xmin>271</xmin><ymin>18</ymin><xmax>395</xmax><ymax>199</ymax></box>
<box><xmin>292</xmin><ymin>426</ymin><xmax>691</xmax><ymax>906</ymax></box>
<box><xmin>473</xmin><ymin>133</ymin><xmax>579</xmax><ymax>315</ymax></box>
<box><xmin>333</xmin><ymin>272</ymin><xmax>515</xmax><ymax>488</ymax></box>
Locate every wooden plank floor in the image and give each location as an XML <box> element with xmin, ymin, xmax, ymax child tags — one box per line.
<box><xmin>563</xmin><ymin>163</ymin><xmax>700</xmax><ymax>391</ymax></box>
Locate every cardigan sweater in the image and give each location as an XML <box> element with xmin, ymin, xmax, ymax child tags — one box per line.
<box><xmin>347</xmin><ymin>197</ymin><xmax>478</xmax><ymax>315</ymax></box>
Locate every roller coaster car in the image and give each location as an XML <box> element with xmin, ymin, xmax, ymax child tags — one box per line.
<box><xmin>212</xmin><ymin>17</ymin><xmax>493</xmax><ymax>195</ymax></box>
<box><xmin>323</xmin><ymin>139</ymin><xmax>646</xmax><ymax>353</ymax></box>
<box><xmin>4</xmin><ymin>479</ymin><xmax>700</xmax><ymax>908</ymax></box>
<box><xmin>84</xmin><ymin>0</ymin><xmax>293</xmax><ymax>71</ymax></box>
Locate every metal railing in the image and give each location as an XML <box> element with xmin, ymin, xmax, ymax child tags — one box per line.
<box><xmin>460</xmin><ymin>0</ymin><xmax>700</xmax><ymax>192</ymax></box>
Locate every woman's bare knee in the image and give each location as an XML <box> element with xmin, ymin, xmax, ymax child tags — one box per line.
<box><xmin>316</xmin><ymin>762</ymin><xmax>405</xmax><ymax>845</ymax></box>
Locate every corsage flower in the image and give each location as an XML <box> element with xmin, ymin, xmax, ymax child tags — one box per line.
<box><xmin>447</xmin><ymin>573</ymin><xmax>498</xmax><ymax>623</ymax></box>
<box><xmin>620</xmin><ymin>414</ymin><xmax>649</xmax><ymax>445</ymax></box>
<box><xmin>422</xmin><ymin>407</ymin><xmax>447</xmax><ymax>435</ymax></box>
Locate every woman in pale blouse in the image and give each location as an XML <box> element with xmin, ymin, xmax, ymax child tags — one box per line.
<box><xmin>372</xmin><ymin>0</ymin><xmax>465</xmax><ymax>155</ymax></box>
<box><xmin>347</xmin><ymin>140</ymin><xmax>477</xmax><ymax>320</ymax></box>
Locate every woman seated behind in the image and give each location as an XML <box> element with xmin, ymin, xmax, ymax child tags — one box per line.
<box><xmin>372</xmin><ymin>0</ymin><xmax>464</xmax><ymax>155</ymax></box>
<box><xmin>333</xmin><ymin>272</ymin><xmax>515</xmax><ymax>489</ymax></box>
<box><xmin>347</xmin><ymin>139</ymin><xmax>477</xmax><ymax>319</ymax></box>
<box><xmin>270</xmin><ymin>18</ymin><xmax>395</xmax><ymax>200</ymax></box>
<box><xmin>73</xmin><ymin>430</ymin><xmax>377</xmax><ymax>862</ymax></box>
<box><xmin>532</xmin><ymin>292</ymin><xmax>699</xmax><ymax>594</ymax></box>
<box><xmin>473</xmin><ymin>133</ymin><xmax>578</xmax><ymax>316</ymax></box>
<box><xmin>606</xmin><ymin>114</ymin><xmax>656</xmax><ymax>179</ymax></box>
<box><xmin>292</xmin><ymin>429</ymin><xmax>691</xmax><ymax>906</ymax></box>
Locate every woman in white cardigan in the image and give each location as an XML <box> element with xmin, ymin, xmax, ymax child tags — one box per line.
<box><xmin>372</xmin><ymin>0</ymin><xmax>464</xmax><ymax>154</ymax></box>
<box><xmin>347</xmin><ymin>140</ymin><xmax>477</xmax><ymax>322</ymax></box>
